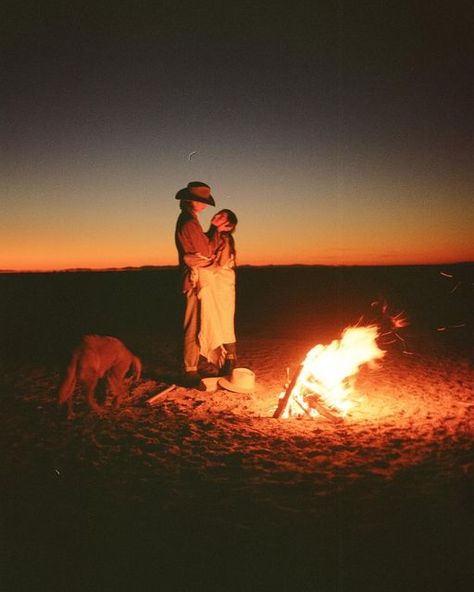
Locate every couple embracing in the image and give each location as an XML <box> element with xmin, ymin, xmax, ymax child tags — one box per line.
<box><xmin>175</xmin><ymin>181</ymin><xmax>238</xmax><ymax>389</ymax></box>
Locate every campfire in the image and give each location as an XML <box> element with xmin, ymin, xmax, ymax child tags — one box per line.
<box><xmin>273</xmin><ymin>326</ymin><xmax>386</xmax><ymax>420</ymax></box>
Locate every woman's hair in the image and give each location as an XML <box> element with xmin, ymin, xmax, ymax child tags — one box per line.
<box><xmin>215</xmin><ymin>209</ymin><xmax>238</xmax><ymax>260</ymax></box>
<box><xmin>217</xmin><ymin>209</ymin><xmax>238</xmax><ymax>231</ymax></box>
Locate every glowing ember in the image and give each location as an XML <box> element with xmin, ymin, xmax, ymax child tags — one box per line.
<box><xmin>274</xmin><ymin>326</ymin><xmax>385</xmax><ymax>419</ymax></box>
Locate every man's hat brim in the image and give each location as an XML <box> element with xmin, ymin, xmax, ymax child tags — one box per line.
<box><xmin>175</xmin><ymin>187</ymin><xmax>215</xmax><ymax>206</ymax></box>
<box><xmin>218</xmin><ymin>376</ymin><xmax>257</xmax><ymax>393</ymax></box>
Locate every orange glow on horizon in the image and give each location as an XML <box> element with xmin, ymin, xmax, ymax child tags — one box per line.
<box><xmin>2</xmin><ymin>250</ymin><xmax>472</xmax><ymax>273</ymax></box>
<box><xmin>2</xmin><ymin>231</ymin><xmax>473</xmax><ymax>272</ymax></box>
<box><xmin>2</xmin><ymin>194</ymin><xmax>472</xmax><ymax>271</ymax></box>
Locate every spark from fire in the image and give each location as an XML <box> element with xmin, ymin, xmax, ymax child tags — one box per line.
<box><xmin>366</xmin><ymin>299</ymin><xmax>411</xmax><ymax>354</ymax></box>
<box><xmin>275</xmin><ymin>326</ymin><xmax>385</xmax><ymax>419</ymax></box>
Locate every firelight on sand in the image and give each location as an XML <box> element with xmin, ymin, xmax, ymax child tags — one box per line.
<box><xmin>274</xmin><ymin>326</ymin><xmax>385</xmax><ymax>419</ymax></box>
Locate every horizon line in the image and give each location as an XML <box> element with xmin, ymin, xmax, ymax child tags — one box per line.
<box><xmin>1</xmin><ymin>261</ymin><xmax>473</xmax><ymax>274</ymax></box>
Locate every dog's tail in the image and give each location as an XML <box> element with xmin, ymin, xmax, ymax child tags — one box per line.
<box><xmin>130</xmin><ymin>355</ymin><xmax>142</xmax><ymax>382</ymax></box>
<box><xmin>58</xmin><ymin>350</ymin><xmax>79</xmax><ymax>405</ymax></box>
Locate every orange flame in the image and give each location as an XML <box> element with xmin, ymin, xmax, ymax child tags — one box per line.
<box><xmin>278</xmin><ymin>326</ymin><xmax>385</xmax><ymax>418</ymax></box>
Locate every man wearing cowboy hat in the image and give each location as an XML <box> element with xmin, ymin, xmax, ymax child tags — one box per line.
<box><xmin>174</xmin><ymin>181</ymin><xmax>231</xmax><ymax>388</ymax></box>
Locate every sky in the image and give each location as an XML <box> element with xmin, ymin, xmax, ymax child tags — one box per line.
<box><xmin>2</xmin><ymin>1</ymin><xmax>473</xmax><ymax>270</ymax></box>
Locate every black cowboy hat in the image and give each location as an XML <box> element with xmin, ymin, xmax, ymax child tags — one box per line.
<box><xmin>175</xmin><ymin>181</ymin><xmax>215</xmax><ymax>206</ymax></box>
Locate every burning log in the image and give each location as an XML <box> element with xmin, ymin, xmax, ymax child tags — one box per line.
<box><xmin>273</xmin><ymin>365</ymin><xmax>344</xmax><ymax>422</ymax></box>
<box><xmin>306</xmin><ymin>396</ymin><xmax>344</xmax><ymax>423</ymax></box>
<box><xmin>273</xmin><ymin>364</ymin><xmax>304</xmax><ymax>418</ymax></box>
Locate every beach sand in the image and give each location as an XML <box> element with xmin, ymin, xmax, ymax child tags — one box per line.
<box><xmin>1</xmin><ymin>265</ymin><xmax>473</xmax><ymax>591</ymax></box>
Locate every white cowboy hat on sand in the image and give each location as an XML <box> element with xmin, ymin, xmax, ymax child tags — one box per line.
<box><xmin>218</xmin><ymin>368</ymin><xmax>259</xmax><ymax>394</ymax></box>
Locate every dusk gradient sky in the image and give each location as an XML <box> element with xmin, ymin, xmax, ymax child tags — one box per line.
<box><xmin>2</xmin><ymin>1</ymin><xmax>473</xmax><ymax>270</ymax></box>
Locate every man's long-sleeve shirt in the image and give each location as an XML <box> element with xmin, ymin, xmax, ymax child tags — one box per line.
<box><xmin>175</xmin><ymin>211</ymin><xmax>219</xmax><ymax>292</ymax></box>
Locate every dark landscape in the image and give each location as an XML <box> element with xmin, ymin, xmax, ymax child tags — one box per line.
<box><xmin>1</xmin><ymin>265</ymin><xmax>473</xmax><ymax>591</ymax></box>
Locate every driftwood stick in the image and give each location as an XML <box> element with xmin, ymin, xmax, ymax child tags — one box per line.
<box><xmin>273</xmin><ymin>364</ymin><xmax>304</xmax><ymax>419</ymax></box>
<box><xmin>146</xmin><ymin>384</ymin><xmax>176</xmax><ymax>406</ymax></box>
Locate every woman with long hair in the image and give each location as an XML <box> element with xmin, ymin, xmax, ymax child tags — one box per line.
<box><xmin>193</xmin><ymin>209</ymin><xmax>239</xmax><ymax>376</ymax></box>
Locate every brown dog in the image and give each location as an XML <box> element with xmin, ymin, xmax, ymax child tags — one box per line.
<box><xmin>58</xmin><ymin>335</ymin><xmax>142</xmax><ymax>418</ymax></box>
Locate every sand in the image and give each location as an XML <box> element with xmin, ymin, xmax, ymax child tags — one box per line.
<box><xmin>1</xmin><ymin>265</ymin><xmax>473</xmax><ymax>591</ymax></box>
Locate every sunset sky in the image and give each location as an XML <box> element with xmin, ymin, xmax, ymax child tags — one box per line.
<box><xmin>2</xmin><ymin>1</ymin><xmax>473</xmax><ymax>271</ymax></box>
